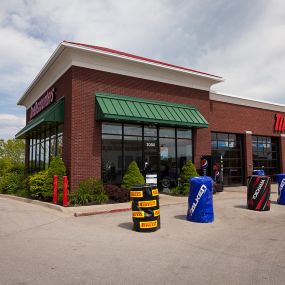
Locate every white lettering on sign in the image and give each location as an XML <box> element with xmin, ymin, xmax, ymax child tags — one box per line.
<box><xmin>252</xmin><ymin>179</ymin><xmax>265</xmax><ymax>200</ymax></box>
<box><xmin>30</xmin><ymin>88</ymin><xmax>56</xmax><ymax>119</ymax></box>
<box><xmin>146</xmin><ymin>142</ymin><xmax>155</xmax><ymax>147</ymax></box>
<box><xmin>280</xmin><ymin>179</ymin><xmax>285</xmax><ymax>192</ymax></box>
<box><xmin>189</xmin><ymin>184</ymin><xmax>207</xmax><ymax>216</ymax></box>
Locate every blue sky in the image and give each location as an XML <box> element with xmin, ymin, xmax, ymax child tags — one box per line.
<box><xmin>1</xmin><ymin>0</ymin><xmax>285</xmax><ymax>139</ymax></box>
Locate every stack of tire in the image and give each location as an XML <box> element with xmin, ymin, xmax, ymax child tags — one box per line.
<box><xmin>130</xmin><ymin>185</ymin><xmax>160</xmax><ymax>232</ymax></box>
<box><xmin>247</xmin><ymin>175</ymin><xmax>271</xmax><ymax>211</ymax></box>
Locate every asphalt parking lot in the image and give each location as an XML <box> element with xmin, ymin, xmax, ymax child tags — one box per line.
<box><xmin>1</xmin><ymin>185</ymin><xmax>285</xmax><ymax>285</ymax></box>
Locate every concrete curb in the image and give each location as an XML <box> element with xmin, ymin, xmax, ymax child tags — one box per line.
<box><xmin>0</xmin><ymin>193</ymin><xmax>188</xmax><ymax>217</ymax></box>
<box><xmin>74</xmin><ymin>207</ymin><xmax>131</xmax><ymax>217</ymax></box>
<box><xmin>0</xmin><ymin>194</ymin><xmax>66</xmax><ymax>212</ymax></box>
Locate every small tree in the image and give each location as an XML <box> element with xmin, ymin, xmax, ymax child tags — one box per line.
<box><xmin>29</xmin><ymin>171</ymin><xmax>48</xmax><ymax>199</ymax></box>
<box><xmin>178</xmin><ymin>160</ymin><xmax>199</xmax><ymax>195</ymax></box>
<box><xmin>121</xmin><ymin>161</ymin><xmax>145</xmax><ymax>189</ymax></box>
<box><xmin>43</xmin><ymin>156</ymin><xmax>67</xmax><ymax>201</ymax></box>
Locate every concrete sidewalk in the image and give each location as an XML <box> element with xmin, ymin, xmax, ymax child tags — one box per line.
<box><xmin>0</xmin><ymin>184</ymin><xmax>277</xmax><ymax>217</ymax></box>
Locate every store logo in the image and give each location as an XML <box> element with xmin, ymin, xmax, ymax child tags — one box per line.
<box><xmin>274</xmin><ymin>113</ymin><xmax>285</xmax><ymax>133</ymax></box>
<box><xmin>189</xmin><ymin>184</ymin><xmax>207</xmax><ymax>216</ymax></box>
<box><xmin>280</xmin><ymin>179</ymin><xmax>285</xmax><ymax>192</ymax></box>
<box><xmin>201</xmin><ymin>159</ymin><xmax>208</xmax><ymax>168</ymax></box>
<box><xmin>140</xmin><ymin>220</ymin><xmax>157</xmax><ymax>229</ymax></box>
<box><xmin>132</xmin><ymin>211</ymin><xmax>145</xmax><ymax>218</ymax></box>
<box><xmin>138</xmin><ymin>200</ymin><xmax>157</xmax><ymax>208</ymax></box>
<box><xmin>30</xmin><ymin>88</ymin><xmax>56</xmax><ymax>120</ymax></box>
<box><xmin>252</xmin><ymin>179</ymin><xmax>265</xmax><ymax>200</ymax></box>
<box><xmin>130</xmin><ymin>191</ymin><xmax>143</xmax><ymax>198</ymax></box>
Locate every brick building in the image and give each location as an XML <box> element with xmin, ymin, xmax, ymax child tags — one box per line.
<box><xmin>16</xmin><ymin>41</ymin><xmax>285</xmax><ymax>190</ymax></box>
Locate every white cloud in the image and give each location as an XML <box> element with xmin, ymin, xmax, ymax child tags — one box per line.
<box><xmin>0</xmin><ymin>0</ymin><xmax>285</xmax><ymax>139</ymax></box>
<box><xmin>197</xmin><ymin>1</ymin><xmax>285</xmax><ymax>103</ymax></box>
<box><xmin>0</xmin><ymin>114</ymin><xmax>25</xmax><ymax>140</ymax></box>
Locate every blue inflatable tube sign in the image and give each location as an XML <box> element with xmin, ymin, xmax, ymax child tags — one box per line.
<box><xmin>276</xmin><ymin>174</ymin><xmax>285</xmax><ymax>205</ymax></box>
<box><xmin>187</xmin><ymin>176</ymin><xmax>214</xmax><ymax>223</ymax></box>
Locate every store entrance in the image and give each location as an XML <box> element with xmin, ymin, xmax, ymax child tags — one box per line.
<box><xmin>143</xmin><ymin>126</ymin><xmax>158</xmax><ymax>176</ymax></box>
<box><xmin>143</xmin><ymin>137</ymin><xmax>158</xmax><ymax>174</ymax></box>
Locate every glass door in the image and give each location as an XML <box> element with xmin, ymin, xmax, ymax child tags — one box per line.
<box><xmin>159</xmin><ymin>127</ymin><xmax>176</xmax><ymax>190</ymax></box>
<box><xmin>143</xmin><ymin>126</ymin><xmax>158</xmax><ymax>175</ymax></box>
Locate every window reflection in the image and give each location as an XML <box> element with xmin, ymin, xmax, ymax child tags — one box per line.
<box><xmin>101</xmin><ymin>123</ymin><xmax>193</xmax><ymax>187</ymax></box>
<box><xmin>28</xmin><ymin>124</ymin><xmax>64</xmax><ymax>173</ymax></box>
<box><xmin>211</xmin><ymin>132</ymin><xmax>243</xmax><ymax>185</ymax></box>
<box><xmin>102</xmin><ymin>134</ymin><xmax>122</xmax><ymax>184</ymax></box>
<box><xmin>252</xmin><ymin>136</ymin><xmax>279</xmax><ymax>179</ymax></box>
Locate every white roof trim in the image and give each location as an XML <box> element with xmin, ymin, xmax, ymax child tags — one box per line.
<box><xmin>210</xmin><ymin>91</ymin><xmax>285</xmax><ymax>113</ymax></box>
<box><xmin>62</xmin><ymin>42</ymin><xmax>224</xmax><ymax>82</ymax></box>
<box><xmin>18</xmin><ymin>41</ymin><xmax>223</xmax><ymax>107</ymax></box>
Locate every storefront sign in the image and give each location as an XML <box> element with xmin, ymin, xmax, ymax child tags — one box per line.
<box><xmin>274</xmin><ymin>113</ymin><xmax>285</xmax><ymax>133</ymax></box>
<box><xmin>30</xmin><ymin>88</ymin><xmax>56</xmax><ymax>119</ymax></box>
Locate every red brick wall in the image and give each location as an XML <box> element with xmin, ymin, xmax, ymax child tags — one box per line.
<box><xmin>25</xmin><ymin>65</ymin><xmax>285</xmax><ymax>189</ymax></box>
<box><xmin>209</xmin><ymin>100</ymin><xmax>278</xmax><ymax>136</ymax></box>
<box><xmin>209</xmin><ymin>100</ymin><xmax>284</xmax><ymax>180</ymax></box>
<box><xmin>69</xmin><ymin>66</ymin><xmax>212</xmax><ymax>190</ymax></box>
<box><xmin>68</xmin><ymin>66</ymin><xmax>284</xmax><ymax>189</ymax></box>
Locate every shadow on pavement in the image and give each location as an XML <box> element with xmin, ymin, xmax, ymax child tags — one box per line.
<box><xmin>234</xmin><ymin>205</ymin><xmax>248</xmax><ymax>209</ymax></box>
<box><xmin>174</xmin><ymin>214</ymin><xmax>187</xmax><ymax>221</ymax></box>
<box><xmin>118</xmin><ymin>222</ymin><xmax>133</xmax><ymax>231</ymax></box>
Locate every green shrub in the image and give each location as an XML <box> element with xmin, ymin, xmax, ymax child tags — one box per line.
<box><xmin>70</xmin><ymin>177</ymin><xmax>108</xmax><ymax>205</ymax></box>
<box><xmin>0</xmin><ymin>157</ymin><xmax>13</xmax><ymax>176</ymax></box>
<box><xmin>69</xmin><ymin>187</ymin><xmax>94</xmax><ymax>205</ymax></box>
<box><xmin>43</xmin><ymin>156</ymin><xmax>67</xmax><ymax>201</ymax></box>
<box><xmin>177</xmin><ymin>161</ymin><xmax>199</xmax><ymax>196</ymax></box>
<box><xmin>170</xmin><ymin>186</ymin><xmax>180</xmax><ymax>196</ymax></box>
<box><xmin>29</xmin><ymin>171</ymin><xmax>48</xmax><ymax>199</ymax></box>
<box><xmin>0</xmin><ymin>171</ymin><xmax>24</xmax><ymax>194</ymax></box>
<box><xmin>121</xmin><ymin>161</ymin><xmax>145</xmax><ymax>189</ymax></box>
<box><xmin>7</xmin><ymin>162</ymin><xmax>25</xmax><ymax>174</ymax></box>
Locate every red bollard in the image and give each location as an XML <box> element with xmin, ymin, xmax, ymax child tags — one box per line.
<box><xmin>63</xmin><ymin>176</ymin><xmax>68</xmax><ymax>207</ymax></box>
<box><xmin>53</xmin><ymin>175</ymin><xmax>58</xmax><ymax>204</ymax></box>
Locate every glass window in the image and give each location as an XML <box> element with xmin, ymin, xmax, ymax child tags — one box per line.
<box><xmin>57</xmin><ymin>135</ymin><xmax>63</xmax><ymax>157</ymax></box>
<box><xmin>124</xmin><ymin>136</ymin><xmax>142</xmax><ymax>171</ymax></box>
<box><xmin>36</xmin><ymin>140</ymin><xmax>40</xmax><ymax>171</ymax></box>
<box><xmin>27</xmin><ymin>124</ymin><xmax>64</xmax><ymax>174</ymax></box>
<box><xmin>124</xmin><ymin>124</ymin><xmax>142</xmax><ymax>136</ymax></box>
<box><xmin>177</xmin><ymin>129</ymin><xmax>192</xmax><ymax>175</ymax></box>
<box><xmin>252</xmin><ymin>136</ymin><xmax>279</xmax><ymax>180</ymax></box>
<box><xmin>50</xmin><ymin>128</ymin><xmax>56</xmax><ymax>158</ymax></box>
<box><xmin>100</xmin><ymin>123</ymin><xmax>194</xmax><ymax>188</ymax></box>
<box><xmin>177</xmin><ymin>129</ymin><xmax>192</xmax><ymax>139</ymax></box>
<box><xmin>102</xmin><ymin>122</ymin><xmax>122</xmax><ymax>135</ymax></box>
<box><xmin>160</xmin><ymin>127</ymin><xmax>175</xmax><ymax>138</ymax></box>
<box><xmin>211</xmin><ymin>132</ymin><xmax>243</xmax><ymax>185</ymax></box>
<box><xmin>102</xmin><ymin>134</ymin><xmax>122</xmax><ymax>184</ymax></box>
<box><xmin>45</xmin><ymin>138</ymin><xmax>50</xmax><ymax>169</ymax></box>
<box><xmin>144</xmin><ymin>126</ymin><xmax>157</xmax><ymax>137</ymax></box>
<box><xmin>40</xmin><ymin>136</ymin><xmax>45</xmax><ymax>170</ymax></box>
<box><xmin>159</xmin><ymin>137</ymin><xmax>176</xmax><ymax>188</ymax></box>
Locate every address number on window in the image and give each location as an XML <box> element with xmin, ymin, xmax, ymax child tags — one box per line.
<box><xmin>146</xmin><ymin>142</ymin><xmax>156</xmax><ymax>147</ymax></box>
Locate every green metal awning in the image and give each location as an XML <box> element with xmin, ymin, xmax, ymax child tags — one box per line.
<box><xmin>15</xmin><ymin>98</ymin><xmax>65</xmax><ymax>139</ymax></box>
<box><xmin>96</xmin><ymin>93</ymin><xmax>208</xmax><ymax>128</ymax></box>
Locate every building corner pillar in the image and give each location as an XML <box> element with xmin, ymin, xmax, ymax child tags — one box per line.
<box><xmin>244</xmin><ymin>131</ymin><xmax>253</xmax><ymax>181</ymax></box>
<box><xmin>279</xmin><ymin>135</ymin><xmax>285</xmax><ymax>173</ymax></box>
<box><xmin>193</xmin><ymin>128</ymin><xmax>211</xmax><ymax>171</ymax></box>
